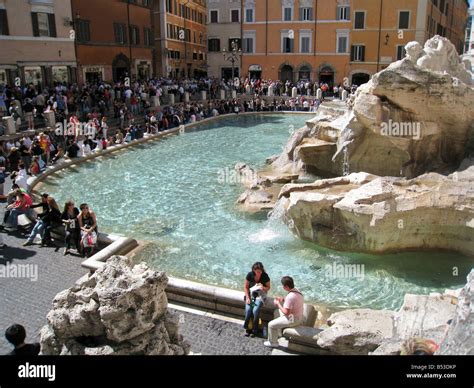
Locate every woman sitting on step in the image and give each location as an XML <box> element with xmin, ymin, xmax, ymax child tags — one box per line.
<box><xmin>78</xmin><ymin>203</ymin><xmax>98</xmax><ymax>258</ymax></box>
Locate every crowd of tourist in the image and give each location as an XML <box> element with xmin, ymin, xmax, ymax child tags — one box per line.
<box><xmin>0</xmin><ymin>75</ymin><xmax>359</xmax><ymax>134</ymax></box>
<box><xmin>0</xmin><ymin>184</ymin><xmax>98</xmax><ymax>257</ymax></box>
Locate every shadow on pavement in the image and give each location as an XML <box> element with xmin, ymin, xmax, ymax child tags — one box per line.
<box><xmin>0</xmin><ymin>246</ymin><xmax>37</xmax><ymax>263</ymax></box>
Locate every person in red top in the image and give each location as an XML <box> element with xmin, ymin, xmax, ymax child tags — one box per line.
<box><xmin>69</xmin><ymin>113</ymin><xmax>80</xmax><ymax>136</ymax></box>
<box><xmin>2</xmin><ymin>189</ymin><xmax>33</xmax><ymax>231</ymax></box>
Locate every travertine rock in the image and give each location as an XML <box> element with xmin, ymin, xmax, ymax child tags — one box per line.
<box><xmin>314</xmin><ymin>287</ymin><xmax>463</xmax><ymax>355</ymax></box>
<box><xmin>371</xmin><ymin>271</ymin><xmax>473</xmax><ymax>355</ymax></box>
<box><xmin>315</xmin><ymin>309</ymin><xmax>394</xmax><ymax>355</ymax></box>
<box><xmin>393</xmin><ymin>294</ymin><xmax>457</xmax><ymax>344</ymax></box>
<box><xmin>437</xmin><ymin>270</ymin><xmax>474</xmax><ymax>355</ymax></box>
<box><xmin>40</xmin><ymin>256</ymin><xmax>189</xmax><ymax>355</ymax></box>
<box><xmin>271</xmin><ymin>36</ymin><xmax>474</xmax><ymax>179</ymax></box>
<box><xmin>282</xmin><ymin>162</ymin><xmax>474</xmax><ymax>255</ymax></box>
<box><xmin>234</xmin><ymin>162</ymin><xmax>299</xmax><ymax>212</ymax></box>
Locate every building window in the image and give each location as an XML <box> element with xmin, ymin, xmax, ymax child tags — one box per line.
<box><xmin>208</xmin><ymin>38</ymin><xmax>221</xmax><ymax>52</ymax></box>
<box><xmin>114</xmin><ymin>23</ymin><xmax>128</xmax><ymax>44</ymax></box>
<box><xmin>142</xmin><ymin>0</ymin><xmax>150</xmax><ymax>6</ymax></box>
<box><xmin>337</xmin><ymin>35</ymin><xmax>349</xmax><ymax>53</ymax></box>
<box><xmin>437</xmin><ymin>23</ymin><xmax>446</xmax><ymax>36</ymax></box>
<box><xmin>130</xmin><ymin>25</ymin><xmax>140</xmax><ymax>45</ymax></box>
<box><xmin>243</xmin><ymin>37</ymin><xmax>254</xmax><ymax>53</ymax></box>
<box><xmin>77</xmin><ymin>20</ymin><xmax>90</xmax><ymax>43</ymax></box>
<box><xmin>282</xmin><ymin>33</ymin><xmax>294</xmax><ymax>53</ymax></box>
<box><xmin>193</xmin><ymin>52</ymin><xmax>197</xmax><ymax>60</ymax></box>
<box><xmin>354</xmin><ymin>11</ymin><xmax>365</xmax><ymax>30</ymax></box>
<box><xmin>337</xmin><ymin>6</ymin><xmax>350</xmax><ymax>21</ymax></box>
<box><xmin>31</xmin><ymin>12</ymin><xmax>56</xmax><ymax>37</ymax></box>
<box><xmin>24</xmin><ymin>67</ymin><xmax>42</xmax><ymax>86</ymax></box>
<box><xmin>166</xmin><ymin>0</ymin><xmax>172</xmax><ymax>13</ymax></box>
<box><xmin>300</xmin><ymin>37</ymin><xmax>310</xmax><ymax>53</ymax></box>
<box><xmin>439</xmin><ymin>0</ymin><xmax>446</xmax><ymax>14</ymax></box>
<box><xmin>283</xmin><ymin>7</ymin><xmax>292</xmax><ymax>21</ymax></box>
<box><xmin>0</xmin><ymin>70</ymin><xmax>7</xmax><ymax>86</ymax></box>
<box><xmin>399</xmin><ymin>11</ymin><xmax>410</xmax><ymax>29</ymax></box>
<box><xmin>299</xmin><ymin>7</ymin><xmax>313</xmax><ymax>21</ymax></box>
<box><xmin>396</xmin><ymin>45</ymin><xmax>406</xmax><ymax>60</ymax></box>
<box><xmin>0</xmin><ymin>9</ymin><xmax>9</xmax><ymax>35</ymax></box>
<box><xmin>351</xmin><ymin>45</ymin><xmax>365</xmax><ymax>61</ymax></box>
<box><xmin>210</xmin><ymin>10</ymin><xmax>218</xmax><ymax>23</ymax></box>
<box><xmin>52</xmin><ymin>66</ymin><xmax>68</xmax><ymax>83</ymax></box>
<box><xmin>144</xmin><ymin>28</ymin><xmax>152</xmax><ymax>46</ymax></box>
<box><xmin>231</xmin><ymin>9</ymin><xmax>240</xmax><ymax>23</ymax></box>
<box><xmin>245</xmin><ymin>8</ymin><xmax>254</xmax><ymax>23</ymax></box>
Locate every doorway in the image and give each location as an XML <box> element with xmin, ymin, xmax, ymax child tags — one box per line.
<box><xmin>280</xmin><ymin>65</ymin><xmax>293</xmax><ymax>83</ymax></box>
<box><xmin>319</xmin><ymin>66</ymin><xmax>334</xmax><ymax>87</ymax></box>
<box><xmin>112</xmin><ymin>54</ymin><xmax>130</xmax><ymax>82</ymax></box>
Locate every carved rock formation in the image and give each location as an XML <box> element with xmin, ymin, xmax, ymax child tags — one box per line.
<box><xmin>40</xmin><ymin>256</ymin><xmax>189</xmax><ymax>355</ymax></box>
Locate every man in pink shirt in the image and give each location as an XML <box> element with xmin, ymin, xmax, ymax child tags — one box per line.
<box><xmin>264</xmin><ymin>276</ymin><xmax>304</xmax><ymax>348</ymax></box>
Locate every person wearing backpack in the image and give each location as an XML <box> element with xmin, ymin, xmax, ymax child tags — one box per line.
<box><xmin>264</xmin><ymin>276</ymin><xmax>304</xmax><ymax>348</ymax></box>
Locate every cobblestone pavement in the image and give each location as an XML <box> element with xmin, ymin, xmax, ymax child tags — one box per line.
<box><xmin>0</xmin><ymin>196</ymin><xmax>272</xmax><ymax>356</ymax></box>
<box><xmin>170</xmin><ymin>309</ymin><xmax>272</xmax><ymax>355</ymax></box>
<box><xmin>0</xmin><ymin>221</ymin><xmax>89</xmax><ymax>354</ymax></box>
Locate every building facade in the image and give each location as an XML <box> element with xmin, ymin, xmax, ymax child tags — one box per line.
<box><xmin>206</xmin><ymin>0</ymin><xmax>242</xmax><ymax>80</ymax></box>
<box><xmin>154</xmin><ymin>0</ymin><xmax>207</xmax><ymax>78</ymax></box>
<box><xmin>72</xmin><ymin>0</ymin><xmax>154</xmax><ymax>84</ymax></box>
<box><xmin>0</xmin><ymin>0</ymin><xmax>76</xmax><ymax>88</ymax></box>
<box><xmin>241</xmin><ymin>0</ymin><xmax>469</xmax><ymax>86</ymax></box>
<box><xmin>462</xmin><ymin>1</ymin><xmax>474</xmax><ymax>75</ymax></box>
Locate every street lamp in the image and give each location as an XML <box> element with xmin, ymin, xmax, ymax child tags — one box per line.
<box><xmin>182</xmin><ymin>0</ymin><xmax>191</xmax><ymax>79</ymax></box>
<box><xmin>222</xmin><ymin>39</ymin><xmax>242</xmax><ymax>92</ymax></box>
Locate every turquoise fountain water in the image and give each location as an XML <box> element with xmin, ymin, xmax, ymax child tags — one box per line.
<box><xmin>41</xmin><ymin>114</ymin><xmax>472</xmax><ymax>310</ymax></box>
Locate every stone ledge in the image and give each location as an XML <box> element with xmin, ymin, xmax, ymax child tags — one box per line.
<box><xmin>166</xmin><ymin>277</ymin><xmax>276</xmax><ymax>322</ymax></box>
<box><xmin>81</xmin><ymin>234</ymin><xmax>139</xmax><ymax>271</ymax></box>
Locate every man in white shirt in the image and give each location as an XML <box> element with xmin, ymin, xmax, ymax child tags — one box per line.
<box><xmin>23</xmin><ymin>136</ymin><xmax>33</xmax><ymax>149</ymax></box>
<box><xmin>264</xmin><ymin>276</ymin><xmax>304</xmax><ymax>348</ymax></box>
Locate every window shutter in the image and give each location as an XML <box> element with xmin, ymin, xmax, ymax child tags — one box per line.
<box><xmin>309</xmin><ymin>8</ymin><xmax>313</xmax><ymax>20</ymax></box>
<box><xmin>31</xmin><ymin>12</ymin><xmax>39</xmax><ymax>36</ymax></box>
<box><xmin>361</xmin><ymin>46</ymin><xmax>365</xmax><ymax>61</ymax></box>
<box><xmin>350</xmin><ymin>45</ymin><xmax>355</xmax><ymax>61</ymax></box>
<box><xmin>0</xmin><ymin>10</ymin><xmax>9</xmax><ymax>35</ymax></box>
<box><xmin>48</xmin><ymin>13</ymin><xmax>56</xmax><ymax>37</ymax></box>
